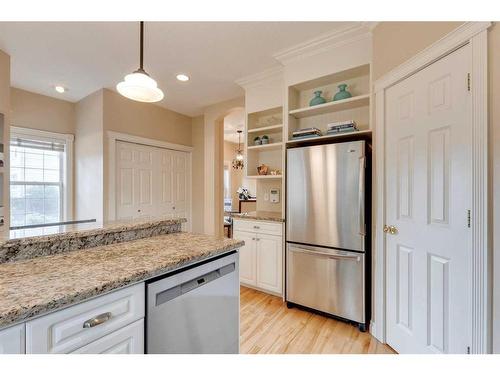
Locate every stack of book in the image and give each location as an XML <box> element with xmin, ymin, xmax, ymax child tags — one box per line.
<box><xmin>292</xmin><ymin>127</ymin><xmax>322</xmax><ymax>139</ymax></box>
<box><xmin>327</xmin><ymin>120</ymin><xmax>358</xmax><ymax>135</ymax></box>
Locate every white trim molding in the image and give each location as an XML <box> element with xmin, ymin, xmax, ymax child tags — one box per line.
<box><xmin>373</xmin><ymin>21</ymin><xmax>491</xmax><ymax>353</ymax></box>
<box><xmin>10</xmin><ymin>126</ymin><xmax>74</xmax><ymax>221</ymax></box>
<box><xmin>235</xmin><ymin>66</ymin><xmax>283</xmax><ymax>89</ymax></box>
<box><xmin>273</xmin><ymin>22</ymin><xmax>375</xmax><ymax>65</ymax></box>
<box><xmin>106</xmin><ymin>131</ymin><xmax>193</xmax><ymax>230</ymax></box>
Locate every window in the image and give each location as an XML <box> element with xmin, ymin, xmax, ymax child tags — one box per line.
<box><xmin>10</xmin><ymin>127</ymin><xmax>73</xmax><ymax>228</ymax></box>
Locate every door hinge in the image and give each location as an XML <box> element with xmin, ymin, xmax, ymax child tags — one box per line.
<box><xmin>467</xmin><ymin>209</ymin><xmax>471</xmax><ymax>228</ymax></box>
<box><xmin>467</xmin><ymin>346</ymin><xmax>471</xmax><ymax>354</ymax></box>
<box><xmin>467</xmin><ymin>73</ymin><xmax>471</xmax><ymax>91</ymax></box>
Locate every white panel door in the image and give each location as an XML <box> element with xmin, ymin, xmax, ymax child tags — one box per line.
<box><xmin>116</xmin><ymin>141</ymin><xmax>155</xmax><ymax>220</ymax></box>
<box><xmin>233</xmin><ymin>230</ymin><xmax>257</xmax><ymax>286</ymax></box>
<box><xmin>116</xmin><ymin>141</ymin><xmax>190</xmax><ymax>227</ymax></box>
<box><xmin>385</xmin><ymin>45</ymin><xmax>472</xmax><ymax>354</ymax></box>
<box><xmin>172</xmin><ymin>151</ymin><xmax>189</xmax><ymax>221</ymax></box>
<box><xmin>156</xmin><ymin>149</ymin><xmax>175</xmax><ymax>219</ymax></box>
<box><xmin>256</xmin><ymin>233</ymin><xmax>282</xmax><ymax>295</ymax></box>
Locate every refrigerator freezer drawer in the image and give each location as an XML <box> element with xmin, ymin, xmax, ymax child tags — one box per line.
<box><xmin>286</xmin><ymin>243</ymin><xmax>365</xmax><ymax>323</ymax></box>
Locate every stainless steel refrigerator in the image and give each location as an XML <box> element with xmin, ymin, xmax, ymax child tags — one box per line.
<box><xmin>286</xmin><ymin>140</ymin><xmax>369</xmax><ymax>331</ymax></box>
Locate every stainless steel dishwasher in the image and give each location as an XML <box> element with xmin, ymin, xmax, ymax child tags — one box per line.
<box><xmin>146</xmin><ymin>252</ymin><xmax>239</xmax><ymax>354</ymax></box>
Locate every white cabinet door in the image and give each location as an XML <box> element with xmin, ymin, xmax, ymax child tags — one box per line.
<box><xmin>0</xmin><ymin>323</ymin><xmax>25</xmax><ymax>354</ymax></box>
<box><xmin>256</xmin><ymin>233</ymin><xmax>282</xmax><ymax>295</ymax></box>
<box><xmin>71</xmin><ymin>319</ymin><xmax>144</xmax><ymax>354</ymax></box>
<box><xmin>233</xmin><ymin>230</ymin><xmax>256</xmax><ymax>286</ymax></box>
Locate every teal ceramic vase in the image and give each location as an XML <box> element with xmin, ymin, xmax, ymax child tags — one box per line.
<box><xmin>333</xmin><ymin>84</ymin><xmax>352</xmax><ymax>101</ymax></box>
<box><xmin>309</xmin><ymin>90</ymin><xmax>327</xmax><ymax>106</ymax></box>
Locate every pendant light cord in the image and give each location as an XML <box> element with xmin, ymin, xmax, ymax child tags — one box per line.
<box><xmin>139</xmin><ymin>21</ymin><xmax>144</xmax><ymax>71</ymax></box>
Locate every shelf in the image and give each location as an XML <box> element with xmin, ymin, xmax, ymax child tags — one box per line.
<box><xmin>247</xmin><ymin>175</ymin><xmax>283</xmax><ymax>179</ymax></box>
<box><xmin>247</xmin><ymin>142</ymin><xmax>283</xmax><ymax>151</ymax></box>
<box><xmin>289</xmin><ymin>94</ymin><xmax>370</xmax><ymax>119</ymax></box>
<box><xmin>247</xmin><ymin>124</ymin><xmax>283</xmax><ymax>133</ymax></box>
<box><xmin>287</xmin><ymin>130</ymin><xmax>372</xmax><ymax>146</ymax></box>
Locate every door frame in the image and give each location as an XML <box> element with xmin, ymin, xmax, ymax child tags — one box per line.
<box><xmin>373</xmin><ymin>22</ymin><xmax>491</xmax><ymax>353</ymax></box>
<box><xmin>107</xmin><ymin>131</ymin><xmax>193</xmax><ymax>230</ymax></box>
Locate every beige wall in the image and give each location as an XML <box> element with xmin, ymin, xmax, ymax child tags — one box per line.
<box><xmin>0</xmin><ymin>50</ymin><xmax>10</xmax><ymax>229</ymax></box>
<box><xmin>372</xmin><ymin>22</ymin><xmax>464</xmax><ymax>80</ymax></box>
<box><xmin>10</xmin><ymin>87</ymin><xmax>75</xmax><ymax>134</ymax></box>
<box><xmin>74</xmin><ymin>90</ymin><xmax>104</xmax><ymax>222</ymax></box>
<box><xmin>256</xmin><ymin>179</ymin><xmax>282</xmax><ymax>213</ymax></box>
<box><xmin>191</xmin><ymin>115</ymin><xmax>205</xmax><ymax>233</ymax></box>
<box><xmin>372</xmin><ymin>21</ymin><xmax>500</xmax><ymax>353</ymax></box>
<box><xmin>202</xmin><ymin>96</ymin><xmax>245</xmax><ymax>235</ymax></box>
<box><xmin>102</xmin><ymin>89</ymin><xmax>192</xmax><ymax>146</ymax></box>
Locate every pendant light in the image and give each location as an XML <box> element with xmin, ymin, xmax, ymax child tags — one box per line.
<box><xmin>232</xmin><ymin>130</ymin><xmax>244</xmax><ymax>170</ymax></box>
<box><xmin>117</xmin><ymin>21</ymin><xmax>164</xmax><ymax>103</ymax></box>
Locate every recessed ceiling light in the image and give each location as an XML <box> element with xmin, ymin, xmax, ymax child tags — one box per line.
<box><xmin>176</xmin><ymin>74</ymin><xmax>190</xmax><ymax>82</ymax></box>
<box><xmin>55</xmin><ymin>86</ymin><xmax>66</xmax><ymax>93</ymax></box>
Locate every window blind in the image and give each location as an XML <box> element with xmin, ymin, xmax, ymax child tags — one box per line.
<box><xmin>10</xmin><ymin>137</ymin><xmax>65</xmax><ymax>152</ymax></box>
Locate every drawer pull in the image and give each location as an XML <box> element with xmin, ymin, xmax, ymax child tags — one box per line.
<box><xmin>253</xmin><ymin>226</ymin><xmax>260</xmax><ymax>229</ymax></box>
<box><xmin>83</xmin><ymin>312</ymin><xmax>112</xmax><ymax>328</ymax></box>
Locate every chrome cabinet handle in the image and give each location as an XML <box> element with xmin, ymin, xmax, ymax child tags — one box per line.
<box><xmin>83</xmin><ymin>312</ymin><xmax>112</xmax><ymax>328</ymax></box>
<box><xmin>290</xmin><ymin>246</ymin><xmax>360</xmax><ymax>261</ymax></box>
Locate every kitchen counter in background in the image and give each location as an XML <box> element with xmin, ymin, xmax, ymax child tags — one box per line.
<box><xmin>232</xmin><ymin>211</ymin><xmax>284</xmax><ymax>223</ymax></box>
<box><xmin>0</xmin><ymin>218</ymin><xmax>243</xmax><ymax>329</ymax></box>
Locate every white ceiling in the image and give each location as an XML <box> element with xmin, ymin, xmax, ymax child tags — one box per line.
<box><xmin>0</xmin><ymin>22</ymin><xmax>352</xmax><ymax>116</ymax></box>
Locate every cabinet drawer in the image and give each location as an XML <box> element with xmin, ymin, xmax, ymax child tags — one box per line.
<box><xmin>26</xmin><ymin>283</ymin><xmax>145</xmax><ymax>354</ymax></box>
<box><xmin>0</xmin><ymin>323</ymin><xmax>25</xmax><ymax>354</ymax></box>
<box><xmin>233</xmin><ymin>219</ymin><xmax>282</xmax><ymax>236</ymax></box>
<box><xmin>71</xmin><ymin>319</ymin><xmax>144</xmax><ymax>354</ymax></box>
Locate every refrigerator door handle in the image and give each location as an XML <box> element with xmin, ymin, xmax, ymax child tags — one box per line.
<box><xmin>289</xmin><ymin>245</ymin><xmax>361</xmax><ymax>262</ymax></box>
<box><xmin>358</xmin><ymin>156</ymin><xmax>366</xmax><ymax>236</ymax></box>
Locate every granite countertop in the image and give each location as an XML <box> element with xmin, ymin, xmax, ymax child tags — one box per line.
<box><xmin>232</xmin><ymin>211</ymin><xmax>284</xmax><ymax>223</ymax></box>
<box><xmin>0</xmin><ymin>232</ymin><xmax>243</xmax><ymax>329</ymax></box>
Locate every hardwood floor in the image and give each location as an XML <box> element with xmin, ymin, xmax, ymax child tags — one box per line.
<box><xmin>240</xmin><ymin>286</ymin><xmax>396</xmax><ymax>354</ymax></box>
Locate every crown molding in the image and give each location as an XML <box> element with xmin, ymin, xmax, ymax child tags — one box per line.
<box><xmin>273</xmin><ymin>22</ymin><xmax>374</xmax><ymax>65</ymax></box>
<box><xmin>235</xmin><ymin>65</ymin><xmax>283</xmax><ymax>89</ymax></box>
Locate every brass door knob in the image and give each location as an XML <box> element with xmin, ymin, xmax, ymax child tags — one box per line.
<box><xmin>383</xmin><ymin>225</ymin><xmax>398</xmax><ymax>235</ymax></box>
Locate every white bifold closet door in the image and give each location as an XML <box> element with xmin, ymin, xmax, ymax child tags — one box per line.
<box><xmin>116</xmin><ymin>141</ymin><xmax>190</xmax><ymax>227</ymax></box>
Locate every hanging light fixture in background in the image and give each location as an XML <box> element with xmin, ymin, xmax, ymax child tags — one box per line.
<box><xmin>117</xmin><ymin>22</ymin><xmax>164</xmax><ymax>103</ymax></box>
<box><xmin>232</xmin><ymin>130</ymin><xmax>244</xmax><ymax>170</ymax></box>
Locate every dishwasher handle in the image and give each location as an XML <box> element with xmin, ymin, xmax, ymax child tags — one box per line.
<box><xmin>155</xmin><ymin>262</ymin><xmax>235</xmax><ymax>306</ymax></box>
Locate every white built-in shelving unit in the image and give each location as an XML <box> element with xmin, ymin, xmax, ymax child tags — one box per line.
<box><xmin>285</xmin><ymin>63</ymin><xmax>372</xmax><ymax>143</ymax></box>
<box><xmin>245</xmin><ymin>106</ymin><xmax>284</xmax><ymax>179</ymax></box>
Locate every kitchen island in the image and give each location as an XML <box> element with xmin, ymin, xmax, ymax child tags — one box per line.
<box><xmin>0</xmin><ymin>218</ymin><xmax>243</xmax><ymax>354</ymax></box>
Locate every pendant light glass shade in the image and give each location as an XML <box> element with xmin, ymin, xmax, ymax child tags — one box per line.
<box><xmin>117</xmin><ymin>22</ymin><xmax>164</xmax><ymax>103</ymax></box>
<box><xmin>117</xmin><ymin>70</ymin><xmax>164</xmax><ymax>103</ymax></box>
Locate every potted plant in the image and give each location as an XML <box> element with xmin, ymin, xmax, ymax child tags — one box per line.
<box><xmin>261</xmin><ymin>135</ymin><xmax>270</xmax><ymax>144</ymax></box>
